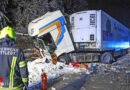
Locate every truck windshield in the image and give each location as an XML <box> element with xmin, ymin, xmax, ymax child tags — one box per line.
<box><xmin>33</xmin><ymin>38</ymin><xmax>45</xmax><ymax>49</ymax></box>
<box><xmin>38</xmin><ymin>39</ymin><xmax>45</xmax><ymax>49</ymax></box>
<box><xmin>38</xmin><ymin>33</ymin><xmax>56</xmax><ymax>54</ymax></box>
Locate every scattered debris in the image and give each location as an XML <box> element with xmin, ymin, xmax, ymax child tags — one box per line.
<box><xmin>81</xmin><ymin>53</ymin><xmax>130</xmax><ymax>90</ymax></box>
<box><xmin>69</xmin><ymin>62</ymin><xmax>89</xmax><ymax>70</ymax></box>
<box><xmin>126</xmin><ymin>70</ymin><xmax>130</xmax><ymax>74</ymax></box>
<box><xmin>28</xmin><ymin>58</ymin><xmax>87</xmax><ymax>86</ymax></box>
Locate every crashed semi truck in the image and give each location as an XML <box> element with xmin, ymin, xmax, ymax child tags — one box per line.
<box><xmin>28</xmin><ymin>10</ymin><xmax>130</xmax><ymax>64</ymax></box>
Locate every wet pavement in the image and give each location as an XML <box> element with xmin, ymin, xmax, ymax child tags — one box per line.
<box><xmin>81</xmin><ymin>53</ymin><xmax>130</xmax><ymax>90</ymax></box>
<box><xmin>48</xmin><ymin>52</ymin><xmax>130</xmax><ymax>90</ymax></box>
<box><xmin>28</xmin><ymin>50</ymin><xmax>130</xmax><ymax>90</ymax></box>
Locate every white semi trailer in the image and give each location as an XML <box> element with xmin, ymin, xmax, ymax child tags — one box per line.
<box><xmin>28</xmin><ymin>10</ymin><xmax>130</xmax><ymax>64</ymax></box>
<box><xmin>70</xmin><ymin>10</ymin><xmax>130</xmax><ymax>63</ymax></box>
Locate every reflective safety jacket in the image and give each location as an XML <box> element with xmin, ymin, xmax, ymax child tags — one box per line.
<box><xmin>0</xmin><ymin>38</ymin><xmax>28</xmax><ymax>90</ymax></box>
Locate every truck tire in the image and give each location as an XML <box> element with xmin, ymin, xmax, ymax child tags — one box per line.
<box><xmin>58</xmin><ymin>54</ymin><xmax>71</xmax><ymax>64</ymax></box>
<box><xmin>121</xmin><ymin>49</ymin><xmax>127</xmax><ymax>56</ymax></box>
<box><xmin>100</xmin><ymin>52</ymin><xmax>113</xmax><ymax>64</ymax></box>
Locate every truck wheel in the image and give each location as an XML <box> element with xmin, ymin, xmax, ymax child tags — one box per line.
<box><xmin>58</xmin><ymin>54</ymin><xmax>71</xmax><ymax>64</ymax></box>
<box><xmin>121</xmin><ymin>49</ymin><xmax>127</xmax><ymax>56</ymax></box>
<box><xmin>100</xmin><ymin>52</ymin><xmax>113</xmax><ymax>64</ymax></box>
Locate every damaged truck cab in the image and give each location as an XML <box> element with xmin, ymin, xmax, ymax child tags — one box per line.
<box><xmin>28</xmin><ymin>10</ymin><xmax>74</xmax><ymax>63</ymax></box>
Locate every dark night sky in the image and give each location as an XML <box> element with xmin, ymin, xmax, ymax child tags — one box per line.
<box><xmin>87</xmin><ymin>0</ymin><xmax>130</xmax><ymax>29</ymax></box>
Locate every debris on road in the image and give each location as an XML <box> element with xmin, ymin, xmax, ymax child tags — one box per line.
<box><xmin>27</xmin><ymin>52</ymin><xmax>130</xmax><ymax>90</ymax></box>
<box><xmin>81</xmin><ymin>53</ymin><xmax>130</xmax><ymax>90</ymax></box>
<box><xmin>27</xmin><ymin>58</ymin><xmax>87</xmax><ymax>87</ymax></box>
<box><xmin>69</xmin><ymin>62</ymin><xmax>89</xmax><ymax>70</ymax></box>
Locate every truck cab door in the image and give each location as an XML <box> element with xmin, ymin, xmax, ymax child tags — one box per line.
<box><xmin>50</xmin><ymin>25</ymin><xmax>74</xmax><ymax>57</ymax></box>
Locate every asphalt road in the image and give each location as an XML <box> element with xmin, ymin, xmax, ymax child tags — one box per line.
<box><xmin>48</xmin><ymin>51</ymin><xmax>130</xmax><ymax>90</ymax></box>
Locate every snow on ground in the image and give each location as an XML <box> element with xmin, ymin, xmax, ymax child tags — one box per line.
<box><xmin>81</xmin><ymin>53</ymin><xmax>130</xmax><ymax>90</ymax></box>
<box><xmin>27</xmin><ymin>58</ymin><xmax>87</xmax><ymax>86</ymax></box>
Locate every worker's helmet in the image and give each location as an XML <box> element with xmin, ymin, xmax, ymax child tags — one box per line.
<box><xmin>0</xmin><ymin>26</ymin><xmax>16</xmax><ymax>40</ymax></box>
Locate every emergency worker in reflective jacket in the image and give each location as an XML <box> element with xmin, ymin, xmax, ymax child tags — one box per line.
<box><xmin>0</xmin><ymin>26</ymin><xmax>28</xmax><ymax>90</ymax></box>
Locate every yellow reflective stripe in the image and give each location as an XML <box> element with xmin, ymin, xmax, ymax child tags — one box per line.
<box><xmin>0</xmin><ymin>84</ymin><xmax>23</xmax><ymax>90</ymax></box>
<box><xmin>19</xmin><ymin>61</ymin><xmax>27</xmax><ymax>68</ymax></box>
<box><xmin>14</xmin><ymin>84</ymin><xmax>24</xmax><ymax>90</ymax></box>
<box><xmin>19</xmin><ymin>61</ymin><xmax>26</xmax><ymax>65</ymax></box>
<box><xmin>19</xmin><ymin>63</ymin><xmax>27</xmax><ymax>68</ymax></box>
<box><xmin>9</xmin><ymin>56</ymin><xmax>17</xmax><ymax>88</ymax></box>
<box><xmin>22</xmin><ymin>77</ymin><xmax>28</xmax><ymax>82</ymax></box>
<box><xmin>0</xmin><ymin>88</ymin><xmax>15</xmax><ymax>90</ymax></box>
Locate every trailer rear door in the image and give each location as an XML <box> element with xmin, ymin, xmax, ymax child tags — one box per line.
<box><xmin>71</xmin><ymin>11</ymin><xmax>97</xmax><ymax>43</ymax></box>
